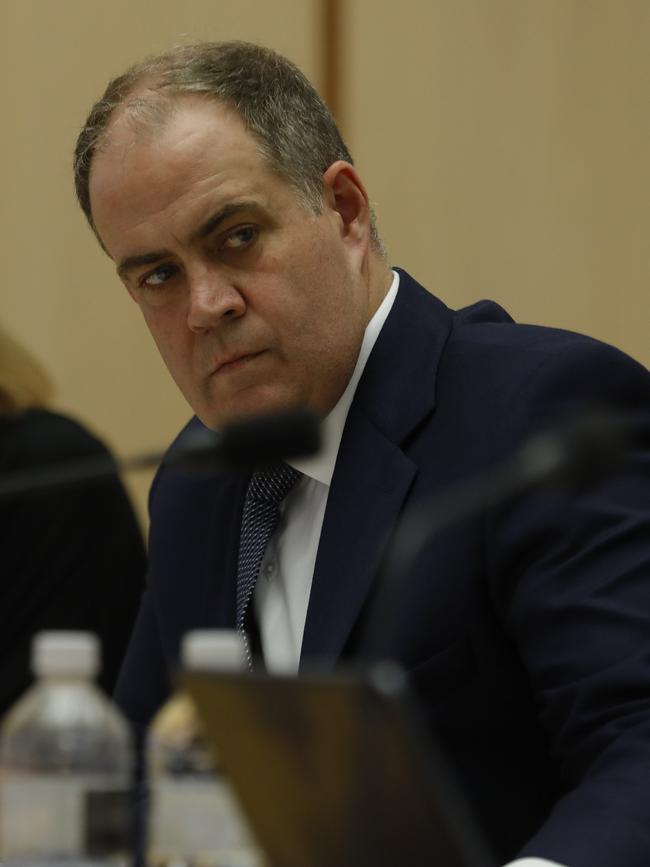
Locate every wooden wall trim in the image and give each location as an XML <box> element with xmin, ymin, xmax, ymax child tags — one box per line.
<box><xmin>321</xmin><ymin>0</ymin><xmax>341</xmax><ymax>119</ymax></box>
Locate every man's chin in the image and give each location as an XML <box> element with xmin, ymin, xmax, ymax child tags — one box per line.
<box><xmin>195</xmin><ymin>393</ymin><xmax>307</xmax><ymax>432</ymax></box>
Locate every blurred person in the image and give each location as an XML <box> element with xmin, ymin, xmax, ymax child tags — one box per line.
<box><xmin>74</xmin><ymin>42</ymin><xmax>650</xmax><ymax>867</ymax></box>
<box><xmin>0</xmin><ymin>324</ymin><xmax>146</xmax><ymax>712</ymax></box>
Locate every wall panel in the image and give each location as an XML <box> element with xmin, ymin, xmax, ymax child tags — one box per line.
<box><xmin>341</xmin><ymin>0</ymin><xmax>649</xmax><ymax>365</ymax></box>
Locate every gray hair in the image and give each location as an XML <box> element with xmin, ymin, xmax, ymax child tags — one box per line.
<box><xmin>74</xmin><ymin>41</ymin><xmax>382</xmax><ymax>249</ymax></box>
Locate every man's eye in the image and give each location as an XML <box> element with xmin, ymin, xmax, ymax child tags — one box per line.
<box><xmin>222</xmin><ymin>225</ymin><xmax>258</xmax><ymax>250</ymax></box>
<box><xmin>139</xmin><ymin>264</ymin><xmax>177</xmax><ymax>289</ymax></box>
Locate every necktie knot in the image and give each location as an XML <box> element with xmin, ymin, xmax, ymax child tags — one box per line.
<box><xmin>246</xmin><ymin>462</ymin><xmax>302</xmax><ymax>505</ymax></box>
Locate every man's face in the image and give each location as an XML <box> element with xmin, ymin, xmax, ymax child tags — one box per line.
<box><xmin>89</xmin><ymin>96</ymin><xmax>375</xmax><ymax>429</ymax></box>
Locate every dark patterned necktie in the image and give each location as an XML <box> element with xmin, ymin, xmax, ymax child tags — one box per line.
<box><xmin>236</xmin><ymin>462</ymin><xmax>302</xmax><ymax>668</ymax></box>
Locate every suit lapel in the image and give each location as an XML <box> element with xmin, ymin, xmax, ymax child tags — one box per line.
<box><xmin>201</xmin><ymin>472</ymin><xmax>248</xmax><ymax>629</ymax></box>
<box><xmin>300</xmin><ymin>409</ymin><xmax>417</xmax><ymax>666</ymax></box>
<box><xmin>300</xmin><ymin>271</ymin><xmax>454</xmax><ymax>668</ymax></box>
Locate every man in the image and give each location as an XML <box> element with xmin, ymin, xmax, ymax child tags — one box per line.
<box><xmin>74</xmin><ymin>42</ymin><xmax>650</xmax><ymax>867</ymax></box>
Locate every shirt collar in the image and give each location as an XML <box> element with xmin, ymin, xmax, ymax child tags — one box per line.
<box><xmin>290</xmin><ymin>269</ymin><xmax>400</xmax><ymax>486</ymax></box>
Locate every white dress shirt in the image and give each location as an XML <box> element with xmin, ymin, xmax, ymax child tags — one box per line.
<box><xmin>252</xmin><ymin>269</ymin><xmax>567</xmax><ymax>867</ymax></box>
<box><xmin>254</xmin><ymin>270</ymin><xmax>399</xmax><ymax>673</ymax></box>
<box><xmin>508</xmin><ymin>862</ymin><xmax>565</xmax><ymax>867</ymax></box>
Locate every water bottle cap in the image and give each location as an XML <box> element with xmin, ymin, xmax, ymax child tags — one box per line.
<box><xmin>31</xmin><ymin>631</ymin><xmax>100</xmax><ymax>678</ymax></box>
<box><xmin>181</xmin><ymin>629</ymin><xmax>245</xmax><ymax>672</ymax></box>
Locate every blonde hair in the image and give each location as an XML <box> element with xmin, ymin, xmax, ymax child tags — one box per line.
<box><xmin>0</xmin><ymin>326</ymin><xmax>54</xmax><ymax>416</ymax></box>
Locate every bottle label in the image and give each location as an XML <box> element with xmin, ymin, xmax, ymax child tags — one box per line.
<box><xmin>148</xmin><ymin>776</ymin><xmax>258</xmax><ymax>862</ymax></box>
<box><xmin>0</xmin><ymin>775</ymin><xmax>129</xmax><ymax>859</ymax></box>
<box><xmin>85</xmin><ymin>789</ymin><xmax>131</xmax><ymax>855</ymax></box>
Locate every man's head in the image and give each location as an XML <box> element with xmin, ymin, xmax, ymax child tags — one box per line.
<box><xmin>75</xmin><ymin>41</ymin><xmax>383</xmax><ymax>250</ymax></box>
<box><xmin>75</xmin><ymin>42</ymin><xmax>390</xmax><ymax>429</ymax></box>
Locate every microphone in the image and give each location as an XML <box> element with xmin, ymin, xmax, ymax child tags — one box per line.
<box><xmin>165</xmin><ymin>407</ymin><xmax>321</xmax><ymax>473</ymax></box>
<box><xmin>360</xmin><ymin>405</ymin><xmax>640</xmax><ymax>651</ymax></box>
<box><xmin>0</xmin><ymin>407</ymin><xmax>321</xmax><ymax>500</ymax></box>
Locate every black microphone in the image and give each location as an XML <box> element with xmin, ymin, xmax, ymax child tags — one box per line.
<box><xmin>164</xmin><ymin>407</ymin><xmax>321</xmax><ymax>473</ymax></box>
<box><xmin>360</xmin><ymin>405</ymin><xmax>640</xmax><ymax>651</ymax></box>
<box><xmin>0</xmin><ymin>407</ymin><xmax>321</xmax><ymax>500</ymax></box>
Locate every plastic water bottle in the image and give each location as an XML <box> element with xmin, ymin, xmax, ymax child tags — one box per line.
<box><xmin>0</xmin><ymin>631</ymin><xmax>133</xmax><ymax>867</ymax></box>
<box><xmin>147</xmin><ymin>629</ymin><xmax>263</xmax><ymax>867</ymax></box>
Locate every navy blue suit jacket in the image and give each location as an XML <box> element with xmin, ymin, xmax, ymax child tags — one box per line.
<box><xmin>116</xmin><ymin>270</ymin><xmax>650</xmax><ymax>866</ymax></box>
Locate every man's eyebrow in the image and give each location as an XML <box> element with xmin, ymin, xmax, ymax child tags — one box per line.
<box><xmin>189</xmin><ymin>201</ymin><xmax>258</xmax><ymax>244</ymax></box>
<box><xmin>116</xmin><ymin>201</ymin><xmax>260</xmax><ymax>277</ymax></box>
<box><xmin>117</xmin><ymin>250</ymin><xmax>170</xmax><ymax>278</ymax></box>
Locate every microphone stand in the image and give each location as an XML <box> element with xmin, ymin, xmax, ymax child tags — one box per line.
<box><xmin>0</xmin><ymin>408</ymin><xmax>321</xmax><ymax>500</ymax></box>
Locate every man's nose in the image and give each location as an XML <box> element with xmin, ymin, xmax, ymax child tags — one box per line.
<box><xmin>186</xmin><ymin>268</ymin><xmax>246</xmax><ymax>333</ymax></box>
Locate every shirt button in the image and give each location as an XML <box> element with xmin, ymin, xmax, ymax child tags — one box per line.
<box><xmin>265</xmin><ymin>562</ymin><xmax>275</xmax><ymax>577</ymax></box>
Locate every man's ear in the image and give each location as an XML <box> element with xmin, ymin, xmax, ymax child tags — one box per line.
<box><xmin>322</xmin><ymin>161</ymin><xmax>371</xmax><ymax>251</ymax></box>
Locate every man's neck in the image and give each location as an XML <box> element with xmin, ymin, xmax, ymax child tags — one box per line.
<box><xmin>366</xmin><ymin>254</ymin><xmax>394</xmax><ymax>323</ymax></box>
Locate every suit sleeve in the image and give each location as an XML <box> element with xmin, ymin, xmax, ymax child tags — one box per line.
<box><xmin>113</xmin><ymin>580</ymin><xmax>174</xmax><ymax>736</ymax></box>
<box><xmin>487</xmin><ymin>340</ymin><xmax>650</xmax><ymax>866</ymax></box>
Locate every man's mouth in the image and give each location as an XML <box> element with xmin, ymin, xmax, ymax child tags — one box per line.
<box><xmin>213</xmin><ymin>350</ymin><xmax>266</xmax><ymax>375</ymax></box>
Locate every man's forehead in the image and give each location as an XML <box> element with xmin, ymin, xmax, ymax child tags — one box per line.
<box><xmin>88</xmin><ymin>90</ymin><xmax>327</xmax><ymax>264</ymax></box>
<box><xmin>89</xmin><ymin>97</ymin><xmax>273</xmax><ymax>244</ymax></box>
<box><xmin>100</xmin><ymin>91</ymin><xmax>251</xmax><ymax>155</ymax></box>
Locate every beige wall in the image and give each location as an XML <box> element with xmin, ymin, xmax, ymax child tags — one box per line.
<box><xmin>2</xmin><ymin>1</ymin><xmax>648</xmax><ymax>527</ymax></box>
<box><xmin>342</xmin><ymin>0</ymin><xmax>650</xmax><ymax>361</ymax></box>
